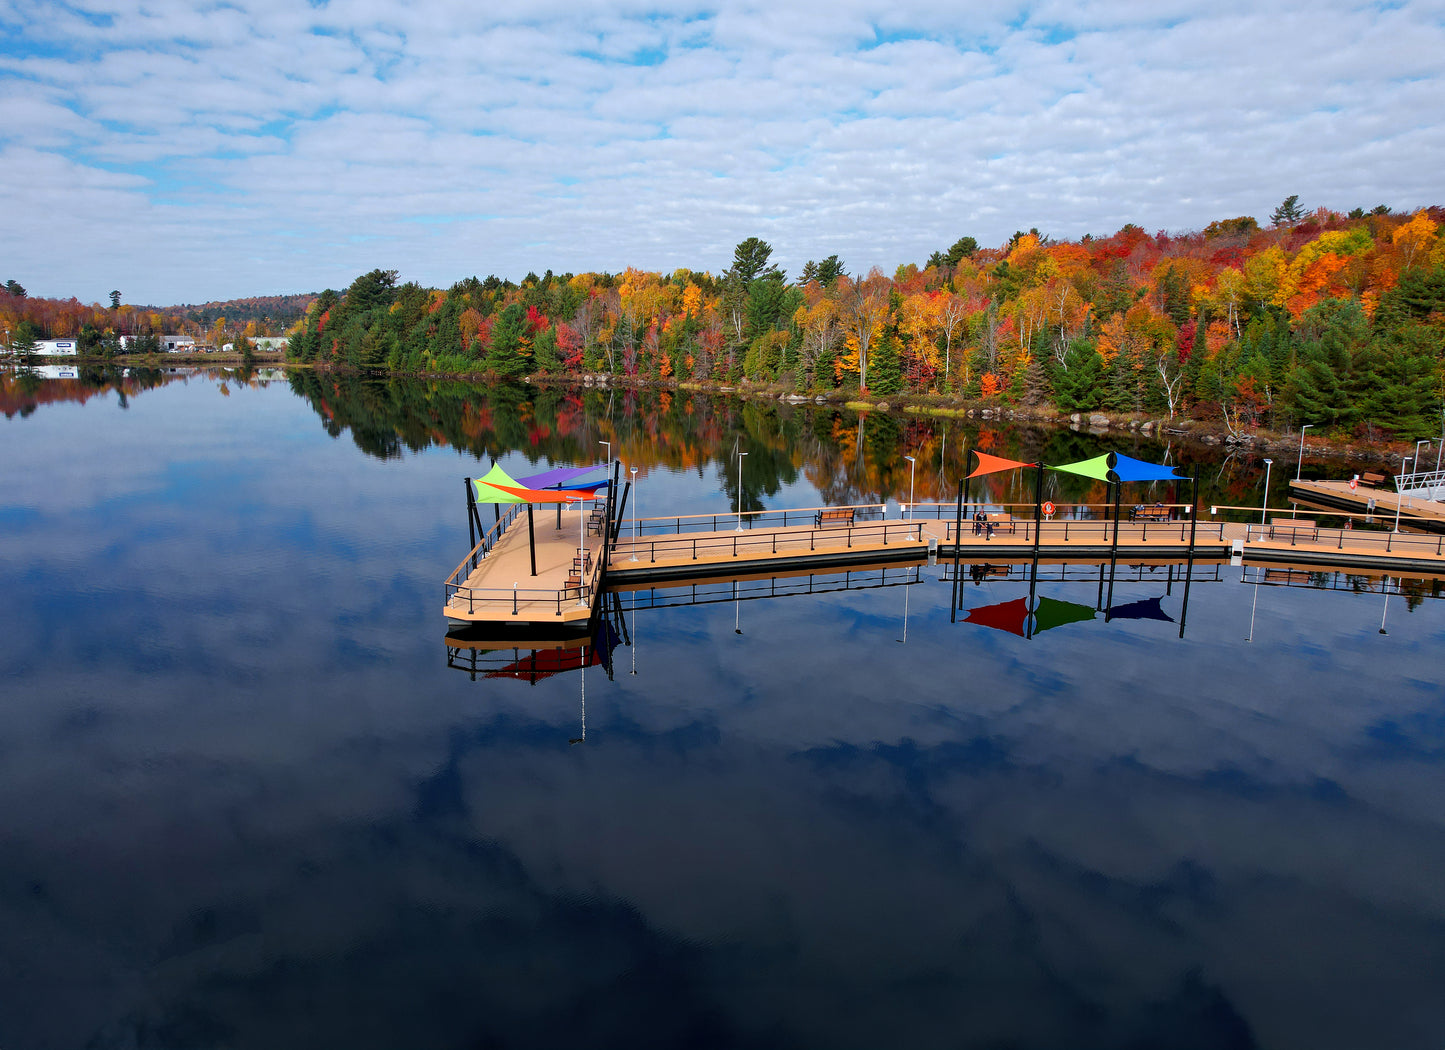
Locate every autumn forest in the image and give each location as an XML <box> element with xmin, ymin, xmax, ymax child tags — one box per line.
<box><xmin>7</xmin><ymin>201</ymin><xmax>1445</xmax><ymax>442</ymax></box>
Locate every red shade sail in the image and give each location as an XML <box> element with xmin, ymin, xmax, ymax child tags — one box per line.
<box><xmin>967</xmin><ymin>451</ymin><xmax>1037</xmax><ymax>479</ymax></box>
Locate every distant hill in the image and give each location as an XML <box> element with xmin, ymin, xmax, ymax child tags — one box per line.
<box><xmin>171</xmin><ymin>293</ymin><xmax>317</xmax><ymax>330</ymax></box>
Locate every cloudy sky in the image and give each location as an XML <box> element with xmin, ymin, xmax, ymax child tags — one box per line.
<box><xmin>2</xmin><ymin>0</ymin><xmax>1442</xmax><ymax>305</ymax></box>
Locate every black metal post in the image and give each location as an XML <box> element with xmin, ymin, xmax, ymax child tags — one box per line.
<box><xmin>527</xmin><ymin>504</ymin><xmax>537</xmax><ymax>577</ymax></box>
<box><xmin>465</xmin><ymin>477</ymin><xmax>476</xmax><ymax>551</ymax></box>
<box><xmin>1180</xmin><ymin>476</ymin><xmax>1198</xmax><ymax>638</ymax></box>
<box><xmin>1105</xmin><ymin>479</ymin><xmax>1122</xmax><ymax>619</ymax></box>
<box><xmin>1026</xmin><ymin>547</ymin><xmax>1040</xmax><ymax>639</ymax></box>
<box><xmin>1032</xmin><ymin>461</ymin><xmax>1045</xmax><ymax>557</ymax></box>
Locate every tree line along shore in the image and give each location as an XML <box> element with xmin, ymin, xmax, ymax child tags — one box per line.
<box><xmin>6</xmin><ymin>200</ymin><xmax>1443</xmax><ymax>456</ymax></box>
<box><xmin>281</xmin><ymin>201</ymin><xmax>1444</xmax><ymax>448</ymax></box>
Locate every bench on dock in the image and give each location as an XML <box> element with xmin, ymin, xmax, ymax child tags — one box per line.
<box><xmin>814</xmin><ymin>507</ymin><xmax>856</xmax><ymax>529</ymax></box>
<box><xmin>1267</xmin><ymin>517</ymin><xmax>1318</xmax><ymax>542</ymax></box>
<box><xmin>969</xmin><ymin>512</ymin><xmax>1016</xmax><ymax>535</ymax></box>
<box><xmin>1130</xmin><ymin>504</ymin><xmax>1172</xmax><ymax>523</ymax></box>
<box><xmin>1360</xmin><ymin>472</ymin><xmax>1387</xmax><ymax>487</ymax></box>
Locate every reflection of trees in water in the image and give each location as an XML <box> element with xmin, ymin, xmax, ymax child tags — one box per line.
<box><xmin>285</xmin><ymin>374</ymin><xmax>1249</xmax><ymax>508</ymax></box>
<box><xmin>1</xmin><ymin>362</ymin><xmax>174</xmax><ymax>419</ymax></box>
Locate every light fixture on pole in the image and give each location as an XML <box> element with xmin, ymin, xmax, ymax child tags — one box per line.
<box><xmin>903</xmin><ymin>455</ymin><xmax>916</xmax><ymax>520</ymax></box>
<box><xmin>629</xmin><ymin>466</ymin><xmax>639</xmax><ymax>561</ymax></box>
<box><xmin>1296</xmin><ymin>424</ymin><xmax>1313</xmax><ymax>481</ymax></box>
<box><xmin>1259</xmin><ymin>458</ymin><xmax>1272</xmax><ymax>525</ymax></box>
<box><xmin>599</xmin><ymin>439</ymin><xmax>611</xmax><ymax>465</ymax></box>
<box><xmin>735</xmin><ymin>450</ymin><xmax>748</xmax><ymax>532</ymax></box>
<box><xmin>1394</xmin><ymin>457</ymin><xmax>1411</xmax><ymax>532</ymax></box>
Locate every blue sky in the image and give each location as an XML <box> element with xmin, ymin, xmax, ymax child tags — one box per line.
<box><xmin>2</xmin><ymin>0</ymin><xmax>1442</xmax><ymax>304</ymax></box>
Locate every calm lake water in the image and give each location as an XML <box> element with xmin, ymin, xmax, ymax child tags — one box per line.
<box><xmin>3</xmin><ymin>369</ymin><xmax>1444</xmax><ymax>1050</ymax></box>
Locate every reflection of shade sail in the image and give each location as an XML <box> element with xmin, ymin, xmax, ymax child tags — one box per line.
<box><xmin>967</xmin><ymin>451</ymin><xmax>1036</xmax><ymax>478</ymax></box>
<box><xmin>1033</xmin><ymin>596</ymin><xmax>1099</xmax><ymax>631</ymax></box>
<box><xmin>1050</xmin><ymin>452</ymin><xmax>1186</xmax><ymax>484</ymax></box>
<box><xmin>964</xmin><ymin>597</ymin><xmax>1030</xmax><ymax>635</ymax></box>
<box><xmin>486</xmin><ymin>621</ymin><xmax>621</xmax><ymax>683</ymax></box>
<box><xmin>965</xmin><ymin>596</ymin><xmax>1097</xmax><ymax>637</ymax></box>
<box><xmin>1108</xmin><ymin>596</ymin><xmax>1174</xmax><ymax>622</ymax></box>
<box><xmin>473</xmin><ymin>463</ymin><xmax>605</xmax><ymax>504</ymax></box>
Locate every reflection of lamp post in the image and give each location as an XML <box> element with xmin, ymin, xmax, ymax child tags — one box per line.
<box><xmin>904</xmin><ymin>455</ymin><xmax>916</xmax><ymax>520</ymax></box>
<box><xmin>1394</xmin><ymin>457</ymin><xmax>1411</xmax><ymax>532</ymax></box>
<box><xmin>1296</xmin><ymin>424</ymin><xmax>1313</xmax><ymax>481</ymax></box>
<box><xmin>629</xmin><ymin>466</ymin><xmax>638</xmax><ymax>561</ymax></box>
<box><xmin>599</xmin><ymin>439</ymin><xmax>611</xmax><ymax>464</ymax></box>
<box><xmin>1259</xmin><ymin>458</ymin><xmax>1273</xmax><ymax>525</ymax></box>
<box><xmin>570</xmin><ymin>649</ymin><xmax>586</xmax><ymax>744</ymax></box>
<box><xmin>1248</xmin><ymin>579</ymin><xmax>1260</xmax><ymax>642</ymax></box>
<box><xmin>1379</xmin><ymin>575</ymin><xmax>1390</xmax><ymax>634</ymax></box>
<box><xmin>735</xmin><ymin>450</ymin><xmax>748</xmax><ymax>532</ymax></box>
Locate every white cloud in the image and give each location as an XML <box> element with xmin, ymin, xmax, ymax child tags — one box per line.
<box><xmin>1</xmin><ymin>0</ymin><xmax>1442</xmax><ymax>301</ymax></box>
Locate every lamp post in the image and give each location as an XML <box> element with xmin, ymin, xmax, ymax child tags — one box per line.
<box><xmin>1296</xmin><ymin>424</ymin><xmax>1313</xmax><ymax>481</ymax></box>
<box><xmin>1394</xmin><ymin>457</ymin><xmax>1411</xmax><ymax>532</ymax></box>
<box><xmin>599</xmin><ymin>440</ymin><xmax>611</xmax><ymax>465</ymax></box>
<box><xmin>577</xmin><ymin>495</ymin><xmax>588</xmax><ymax>607</ymax></box>
<box><xmin>1259</xmin><ymin>458</ymin><xmax>1272</xmax><ymax>526</ymax></box>
<box><xmin>903</xmin><ymin>455</ymin><xmax>916</xmax><ymax>520</ymax></box>
<box><xmin>735</xmin><ymin>451</ymin><xmax>748</xmax><ymax>532</ymax></box>
<box><xmin>1415</xmin><ymin>440</ymin><xmax>1430</xmax><ymax>477</ymax></box>
<box><xmin>629</xmin><ymin>465</ymin><xmax>638</xmax><ymax>561</ymax></box>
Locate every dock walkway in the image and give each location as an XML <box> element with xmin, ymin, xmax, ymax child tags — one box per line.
<box><xmin>444</xmin><ymin>499</ymin><xmax>1445</xmax><ymax>631</ymax></box>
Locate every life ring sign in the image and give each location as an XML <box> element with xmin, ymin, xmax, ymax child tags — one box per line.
<box><xmin>1349</xmin><ymin>476</ymin><xmax>1359</xmax><ymax>490</ymax></box>
<box><xmin>1042</xmin><ymin>500</ymin><xmax>1056</xmax><ymax>516</ymax></box>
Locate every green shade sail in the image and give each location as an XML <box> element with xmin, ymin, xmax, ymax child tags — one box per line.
<box><xmin>1050</xmin><ymin>454</ymin><xmax>1113</xmax><ymax>482</ymax></box>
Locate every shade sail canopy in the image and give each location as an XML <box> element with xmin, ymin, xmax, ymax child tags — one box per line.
<box><xmin>1109</xmin><ymin>453</ymin><xmax>1186</xmax><ymax>483</ymax></box>
<box><xmin>1050</xmin><ymin>452</ymin><xmax>1186</xmax><ymax>484</ymax></box>
<box><xmin>516</xmin><ymin>465</ymin><xmax>608</xmax><ymax>489</ymax></box>
<box><xmin>488</xmin><ymin>482</ymin><xmax>603</xmax><ymax>504</ymax></box>
<box><xmin>967</xmin><ymin>451</ymin><xmax>1037</xmax><ymax>479</ymax></box>
<box><xmin>1050</xmin><ymin>454</ymin><xmax>1112</xmax><ymax>482</ymax></box>
<box><xmin>473</xmin><ymin>463</ymin><xmax>602</xmax><ymax>504</ymax></box>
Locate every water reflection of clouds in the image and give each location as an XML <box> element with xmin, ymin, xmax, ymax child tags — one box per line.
<box><xmin>4</xmin><ymin>378</ymin><xmax>1445</xmax><ymax>1047</ymax></box>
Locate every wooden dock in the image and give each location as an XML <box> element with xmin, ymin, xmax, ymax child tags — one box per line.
<box><xmin>1290</xmin><ymin>479</ymin><xmax>1445</xmax><ymax>532</ymax></box>
<box><xmin>443</xmin><ymin>499</ymin><xmax>1445</xmax><ymax>633</ymax></box>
